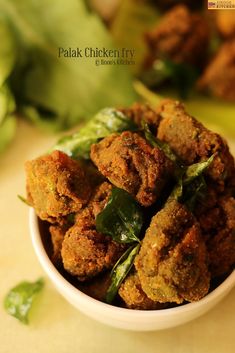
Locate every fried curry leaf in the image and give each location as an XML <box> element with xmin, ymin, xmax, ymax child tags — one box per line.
<box><xmin>142</xmin><ymin>120</ymin><xmax>178</xmax><ymax>163</ymax></box>
<box><xmin>183</xmin><ymin>155</ymin><xmax>215</xmax><ymax>184</ymax></box>
<box><xmin>170</xmin><ymin>155</ymin><xmax>214</xmax><ymax>208</ymax></box>
<box><xmin>4</xmin><ymin>278</ymin><xmax>44</xmax><ymax>324</ymax></box>
<box><xmin>106</xmin><ymin>244</ymin><xmax>140</xmax><ymax>304</ymax></box>
<box><xmin>183</xmin><ymin>175</ymin><xmax>207</xmax><ymax>211</ymax></box>
<box><xmin>96</xmin><ymin>188</ymin><xmax>143</xmax><ymax>244</ymax></box>
<box><xmin>52</xmin><ymin>108</ymin><xmax>137</xmax><ymax>159</ymax></box>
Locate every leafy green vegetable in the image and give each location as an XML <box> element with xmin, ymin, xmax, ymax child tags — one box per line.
<box><xmin>52</xmin><ymin>108</ymin><xmax>137</xmax><ymax>159</ymax></box>
<box><xmin>142</xmin><ymin>120</ymin><xmax>178</xmax><ymax>163</ymax></box>
<box><xmin>1</xmin><ymin>0</ymin><xmax>137</xmax><ymax>131</ymax></box>
<box><xmin>183</xmin><ymin>176</ymin><xmax>207</xmax><ymax>211</ymax></box>
<box><xmin>96</xmin><ymin>188</ymin><xmax>143</xmax><ymax>244</ymax></box>
<box><xmin>106</xmin><ymin>244</ymin><xmax>140</xmax><ymax>304</ymax></box>
<box><xmin>183</xmin><ymin>155</ymin><xmax>214</xmax><ymax>185</ymax></box>
<box><xmin>170</xmin><ymin>156</ymin><xmax>214</xmax><ymax>209</ymax></box>
<box><xmin>4</xmin><ymin>278</ymin><xmax>44</xmax><ymax>324</ymax></box>
<box><xmin>141</xmin><ymin>59</ymin><xmax>199</xmax><ymax>99</ymax></box>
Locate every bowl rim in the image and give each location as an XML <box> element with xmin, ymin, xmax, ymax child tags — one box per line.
<box><xmin>29</xmin><ymin>207</ymin><xmax>235</xmax><ymax>318</ymax></box>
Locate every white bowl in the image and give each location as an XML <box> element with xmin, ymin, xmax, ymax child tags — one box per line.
<box><xmin>29</xmin><ymin>208</ymin><xmax>235</xmax><ymax>331</ymax></box>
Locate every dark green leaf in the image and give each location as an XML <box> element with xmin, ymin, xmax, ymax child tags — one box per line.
<box><xmin>170</xmin><ymin>156</ymin><xmax>214</xmax><ymax>209</ymax></box>
<box><xmin>53</xmin><ymin>108</ymin><xmax>138</xmax><ymax>159</ymax></box>
<box><xmin>4</xmin><ymin>278</ymin><xmax>44</xmax><ymax>324</ymax></box>
<box><xmin>183</xmin><ymin>176</ymin><xmax>207</xmax><ymax>211</ymax></box>
<box><xmin>106</xmin><ymin>244</ymin><xmax>140</xmax><ymax>304</ymax></box>
<box><xmin>96</xmin><ymin>188</ymin><xmax>143</xmax><ymax>244</ymax></box>
<box><xmin>142</xmin><ymin>120</ymin><xmax>178</xmax><ymax>163</ymax></box>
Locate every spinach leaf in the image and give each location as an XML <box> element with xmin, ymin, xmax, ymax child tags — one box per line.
<box><xmin>106</xmin><ymin>244</ymin><xmax>140</xmax><ymax>304</ymax></box>
<box><xmin>52</xmin><ymin>108</ymin><xmax>137</xmax><ymax>159</ymax></box>
<box><xmin>4</xmin><ymin>278</ymin><xmax>44</xmax><ymax>324</ymax></box>
<box><xmin>96</xmin><ymin>188</ymin><xmax>143</xmax><ymax>244</ymax></box>
<box><xmin>142</xmin><ymin>120</ymin><xmax>178</xmax><ymax>163</ymax></box>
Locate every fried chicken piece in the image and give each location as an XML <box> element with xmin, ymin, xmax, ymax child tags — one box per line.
<box><xmin>119</xmin><ymin>272</ymin><xmax>167</xmax><ymax>310</ymax></box>
<box><xmin>61</xmin><ymin>182</ymin><xmax>125</xmax><ymax>281</ymax></box>
<box><xmin>216</xmin><ymin>10</ymin><xmax>235</xmax><ymax>38</ymax></box>
<box><xmin>90</xmin><ymin>131</ymin><xmax>172</xmax><ymax>207</ymax></box>
<box><xmin>198</xmin><ymin>40</ymin><xmax>235</xmax><ymax>101</ymax></box>
<box><xmin>197</xmin><ymin>195</ymin><xmax>235</xmax><ymax>278</ymax></box>
<box><xmin>119</xmin><ymin>103</ymin><xmax>162</xmax><ymax>135</ymax></box>
<box><xmin>157</xmin><ymin>99</ymin><xmax>235</xmax><ymax>192</ymax></box>
<box><xmin>135</xmin><ymin>200</ymin><xmax>210</xmax><ymax>304</ymax></box>
<box><xmin>146</xmin><ymin>5</ymin><xmax>209</xmax><ymax>67</ymax></box>
<box><xmin>25</xmin><ymin>150</ymin><xmax>91</xmax><ymax>223</ymax></box>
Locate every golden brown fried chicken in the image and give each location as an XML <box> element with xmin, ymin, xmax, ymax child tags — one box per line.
<box><xmin>25</xmin><ymin>150</ymin><xmax>91</xmax><ymax>223</ymax></box>
<box><xmin>197</xmin><ymin>195</ymin><xmax>235</xmax><ymax>278</ymax></box>
<box><xmin>157</xmin><ymin>99</ymin><xmax>235</xmax><ymax>192</ymax></box>
<box><xmin>119</xmin><ymin>272</ymin><xmax>166</xmax><ymax>310</ymax></box>
<box><xmin>61</xmin><ymin>182</ymin><xmax>125</xmax><ymax>281</ymax></box>
<box><xmin>198</xmin><ymin>40</ymin><xmax>235</xmax><ymax>102</ymax></box>
<box><xmin>146</xmin><ymin>5</ymin><xmax>209</xmax><ymax>67</ymax></box>
<box><xmin>90</xmin><ymin>131</ymin><xmax>172</xmax><ymax>207</ymax></box>
<box><xmin>135</xmin><ymin>200</ymin><xmax>210</xmax><ymax>304</ymax></box>
<box><xmin>119</xmin><ymin>103</ymin><xmax>161</xmax><ymax>135</ymax></box>
<box><xmin>215</xmin><ymin>10</ymin><xmax>235</xmax><ymax>38</ymax></box>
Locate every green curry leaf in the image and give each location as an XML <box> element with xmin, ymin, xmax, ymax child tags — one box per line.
<box><xmin>52</xmin><ymin>108</ymin><xmax>137</xmax><ymax>159</ymax></box>
<box><xmin>142</xmin><ymin>120</ymin><xmax>178</xmax><ymax>163</ymax></box>
<box><xmin>106</xmin><ymin>244</ymin><xmax>140</xmax><ymax>304</ymax></box>
<box><xmin>4</xmin><ymin>278</ymin><xmax>44</xmax><ymax>324</ymax></box>
<box><xmin>96</xmin><ymin>188</ymin><xmax>143</xmax><ymax>244</ymax></box>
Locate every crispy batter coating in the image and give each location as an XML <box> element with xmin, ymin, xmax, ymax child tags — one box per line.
<box><xmin>119</xmin><ymin>103</ymin><xmax>162</xmax><ymax>135</ymax></box>
<box><xmin>157</xmin><ymin>100</ymin><xmax>235</xmax><ymax>191</ymax></box>
<box><xmin>135</xmin><ymin>200</ymin><xmax>210</xmax><ymax>304</ymax></box>
<box><xmin>61</xmin><ymin>182</ymin><xmax>125</xmax><ymax>281</ymax></box>
<box><xmin>90</xmin><ymin>131</ymin><xmax>171</xmax><ymax>207</ymax></box>
<box><xmin>198</xmin><ymin>40</ymin><xmax>235</xmax><ymax>102</ymax></box>
<box><xmin>197</xmin><ymin>195</ymin><xmax>235</xmax><ymax>278</ymax></box>
<box><xmin>25</xmin><ymin>150</ymin><xmax>91</xmax><ymax>223</ymax></box>
<box><xmin>119</xmin><ymin>272</ymin><xmax>166</xmax><ymax>310</ymax></box>
<box><xmin>146</xmin><ymin>5</ymin><xmax>209</xmax><ymax>67</ymax></box>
